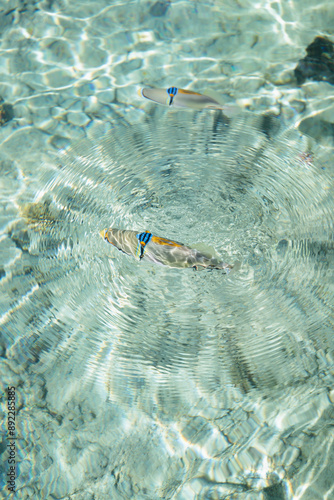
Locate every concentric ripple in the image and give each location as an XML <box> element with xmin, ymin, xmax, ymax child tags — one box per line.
<box><xmin>4</xmin><ymin>110</ymin><xmax>334</xmax><ymax>407</ymax></box>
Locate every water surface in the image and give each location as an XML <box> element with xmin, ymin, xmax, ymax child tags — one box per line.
<box><xmin>1</xmin><ymin>1</ymin><xmax>334</xmax><ymax>499</ymax></box>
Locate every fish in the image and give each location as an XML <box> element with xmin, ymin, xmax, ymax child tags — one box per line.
<box><xmin>139</xmin><ymin>86</ymin><xmax>227</xmax><ymax>111</ymax></box>
<box><xmin>100</xmin><ymin>228</ymin><xmax>237</xmax><ymax>273</ymax></box>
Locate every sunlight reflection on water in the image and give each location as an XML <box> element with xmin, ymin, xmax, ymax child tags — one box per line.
<box><xmin>6</xmin><ymin>112</ymin><xmax>333</xmax><ymax>407</ymax></box>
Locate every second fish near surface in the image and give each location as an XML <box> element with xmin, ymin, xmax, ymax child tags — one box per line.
<box><xmin>140</xmin><ymin>87</ymin><xmax>227</xmax><ymax>111</ymax></box>
<box><xmin>100</xmin><ymin>228</ymin><xmax>239</xmax><ymax>273</ymax></box>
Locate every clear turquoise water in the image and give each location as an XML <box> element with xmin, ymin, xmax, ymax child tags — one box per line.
<box><xmin>1</xmin><ymin>1</ymin><xmax>334</xmax><ymax>499</ymax></box>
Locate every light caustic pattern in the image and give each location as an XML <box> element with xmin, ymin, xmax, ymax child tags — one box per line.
<box><xmin>4</xmin><ymin>111</ymin><xmax>333</xmax><ymax>403</ymax></box>
<box><xmin>2</xmin><ymin>110</ymin><xmax>334</xmax><ymax>499</ymax></box>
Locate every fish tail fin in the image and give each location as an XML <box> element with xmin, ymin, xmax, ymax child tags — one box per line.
<box><xmin>227</xmin><ymin>261</ymin><xmax>241</xmax><ymax>275</ymax></box>
<box><xmin>206</xmin><ymin>261</ymin><xmax>235</xmax><ymax>273</ymax></box>
<box><xmin>220</xmin><ymin>103</ymin><xmax>242</xmax><ymax>118</ymax></box>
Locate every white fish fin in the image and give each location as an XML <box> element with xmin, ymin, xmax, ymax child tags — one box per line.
<box><xmin>228</xmin><ymin>261</ymin><xmax>241</xmax><ymax>275</ymax></box>
<box><xmin>191</xmin><ymin>243</ymin><xmax>218</xmax><ymax>259</ymax></box>
<box><xmin>219</xmin><ymin>103</ymin><xmax>243</xmax><ymax>118</ymax></box>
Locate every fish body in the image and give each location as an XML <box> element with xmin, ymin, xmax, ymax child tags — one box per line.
<box><xmin>140</xmin><ymin>86</ymin><xmax>224</xmax><ymax>110</ymax></box>
<box><xmin>100</xmin><ymin>228</ymin><xmax>234</xmax><ymax>272</ymax></box>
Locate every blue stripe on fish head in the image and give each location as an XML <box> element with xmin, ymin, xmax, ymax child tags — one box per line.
<box><xmin>145</xmin><ymin>232</ymin><xmax>152</xmax><ymax>244</ymax></box>
<box><xmin>136</xmin><ymin>232</ymin><xmax>152</xmax><ymax>259</ymax></box>
<box><xmin>136</xmin><ymin>232</ymin><xmax>152</xmax><ymax>243</ymax></box>
<box><xmin>167</xmin><ymin>87</ymin><xmax>178</xmax><ymax>106</ymax></box>
<box><xmin>167</xmin><ymin>87</ymin><xmax>178</xmax><ymax>96</ymax></box>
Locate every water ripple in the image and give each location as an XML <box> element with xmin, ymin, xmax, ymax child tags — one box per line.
<box><xmin>4</xmin><ymin>110</ymin><xmax>334</xmax><ymax>406</ymax></box>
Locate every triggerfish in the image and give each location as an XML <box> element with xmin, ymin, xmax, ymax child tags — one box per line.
<box><xmin>140</xmin><ymin>86</ymin><xmax>228</xmax><ymax>111</ymax></box>
<box><xmin>100</xmin><ymin>228</ymin><xmax>237</xmax><ymax>273</ymax></box>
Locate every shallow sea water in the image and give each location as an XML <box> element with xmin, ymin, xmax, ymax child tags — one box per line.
<box><xmin>1</xmin><ymin>1</ymin><xmax>334</xmax><ymax>499</ymax></box>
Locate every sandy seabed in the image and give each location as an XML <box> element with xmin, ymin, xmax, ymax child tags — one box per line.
<box><xmin>1</xmin><ymin>1</ymin><xmax>334</xmax><ymax>499</ymax></box>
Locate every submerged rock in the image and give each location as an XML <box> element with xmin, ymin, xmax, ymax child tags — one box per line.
<box><xmin>149</xmin><ymin>0</ymin><xmax>170</xmax><ymax>17</ymax></box>
<box><xmin>263</xmin><ymin>476</ymin><xmax>287</xmax><ymax>500</ymax></box>
<box><xmin>0</xmin><ymin>102</ymin><xmax>14</xmax><ymax>125</ymax></box>
<box><xmin>295</xmin><ymin>36</ymin><xmax>334</xmax><ymax>85</ymax></box>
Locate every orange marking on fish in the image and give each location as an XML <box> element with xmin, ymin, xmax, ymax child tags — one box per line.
<box><xmin>105</xmin><ymin>232</ymin><xmax>117</xmax><ymax>247</ymax></box>
<box><xmin>177</xmin><ymin>89</ymin><xmax>202</xmax><ymax>96</ymax></box>
<box><xmin>152</xmin><ymin>236</ymin><xmax>184</xmax><ymax>247</ymax></box>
